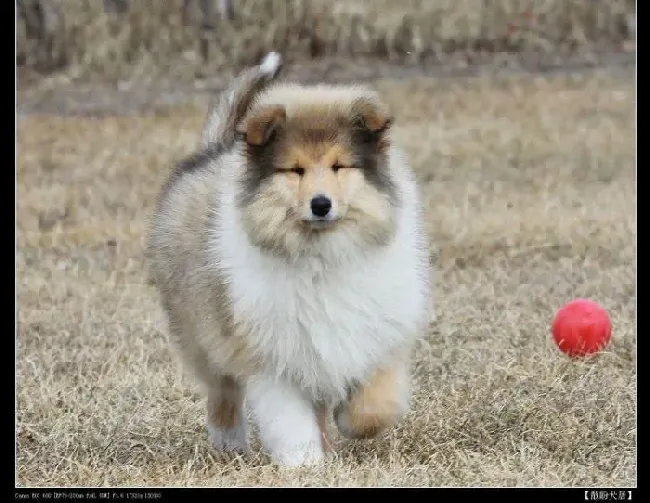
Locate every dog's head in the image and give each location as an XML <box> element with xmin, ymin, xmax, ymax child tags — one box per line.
<box><xmin>235</xmin><ymin>84</ymin><xmax>400</xmax><ymax>263</ymax></box>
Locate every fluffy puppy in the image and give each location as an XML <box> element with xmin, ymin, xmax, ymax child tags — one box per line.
<box><xmin>147</xmin><ymin>52</ymin><xmax>432</xmax><ymax>466</ymax></box>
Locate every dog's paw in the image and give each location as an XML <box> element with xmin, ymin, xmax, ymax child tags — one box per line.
<box><xmin>207</xmin><ymin>424</ymin><xmax>249</xmax><ymax>454</ymax></box>
<box><xmin>259</xmin><ymin>52</ymin><xmax>283</xmax><ymax>78</ymax></box>
<box><xmin>271</xmin><ymin>443</ymin><xmax>325</xmax><ymax>467</ymax></box>
<box><xmin>333</xmin><ymin>401</ymin><xmax>395</xmax><ymax>440</ymax></box>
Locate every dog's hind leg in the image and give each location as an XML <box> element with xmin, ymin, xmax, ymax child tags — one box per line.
<box><xmin>205</xmin><ymin>374</ymin><xmax>249</xmax><ymax>454</ymax></box>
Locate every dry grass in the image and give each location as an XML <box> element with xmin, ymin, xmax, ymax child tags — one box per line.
<box><xmin>18</xmin><ymin>0</ymin><xmax>635</xmax><ymax>83</ymax></box>
<box><xmin>16</xmin><ymin>69</ymin><xmax>636</xmax><ymax>487</ymax></box>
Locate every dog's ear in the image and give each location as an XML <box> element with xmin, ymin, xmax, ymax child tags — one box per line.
<box><xmin>237</xmin><ymin>105</ymin><xmax>286</xmax><ymax>147</ymax></box>
<box><xmin>350</xmin><ymin>97</ymin><xmax>393</xmax><ymax>135</ymax></box>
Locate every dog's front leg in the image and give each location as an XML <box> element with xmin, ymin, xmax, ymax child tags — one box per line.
<box><xmin>334</xmin><ymin>361</ymin><xmax>411</xmax><ymax>439</ymax></box>
<box><xmin>247</xmin><ymin>375</ymin><xmax>325</xmax><ymax>467</ymax></box>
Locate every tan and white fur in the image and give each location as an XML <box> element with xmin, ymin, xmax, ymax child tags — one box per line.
<box><xmin>147</xmin><ymin>52</ymin><xmax>432</xmax><ymax>466</ymax></box>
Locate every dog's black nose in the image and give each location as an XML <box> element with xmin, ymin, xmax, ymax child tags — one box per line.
<box><xmin>310</xmin><ymin>195</ymin><xmax>332</xmax><ymax>217</ymax></box>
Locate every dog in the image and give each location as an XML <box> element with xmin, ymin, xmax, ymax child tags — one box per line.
<box><xmin>146</xmin><ymin>52</ymin><xmax>432</xmax><ymax>466</ymax></box>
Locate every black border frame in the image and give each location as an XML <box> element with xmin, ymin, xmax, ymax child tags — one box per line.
<box><xmin>13</xmin><ymin>1</ymin><xmax>639</xmax><ymax>498</ymax></box>
<box><xmin>11</xmin><ymin>487</ymin><xmax>642</xmax><ymax>500</ymax></box>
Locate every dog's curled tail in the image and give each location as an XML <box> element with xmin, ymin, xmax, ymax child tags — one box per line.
<box><xmin>200</xmin><ymin>52</ymin><xmax>283</xmax><ymax>149</ymax></box>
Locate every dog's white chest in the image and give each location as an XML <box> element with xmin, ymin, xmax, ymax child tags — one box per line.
<box><xmin>219</xmin><ymin>236</ymin><xmax>427</xmax><ymax>401</ymax></box>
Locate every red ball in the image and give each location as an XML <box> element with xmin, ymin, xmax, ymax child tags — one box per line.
<box><xmin>552</xmin><ymin>299</ymin><xmax>612</xmax><ymax>357</ymax></box>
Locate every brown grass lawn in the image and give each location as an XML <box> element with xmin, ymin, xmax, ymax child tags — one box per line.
<box><xmin>16</xmin><ymin>69</ymin><xmax>636</xmax><ymax>487</ymax></box>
